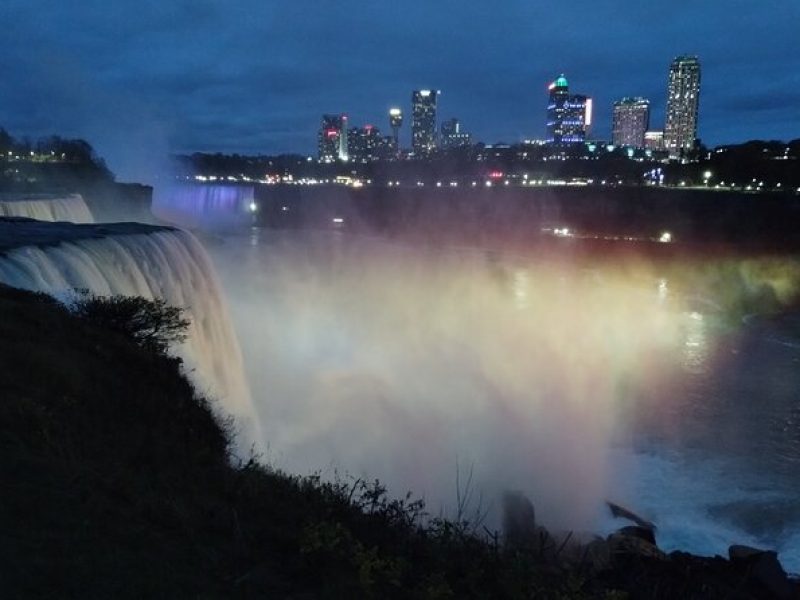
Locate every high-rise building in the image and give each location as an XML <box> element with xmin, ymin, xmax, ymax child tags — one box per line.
<box><xmin>664</xmin><ymin>56</ymin><xmax>701</xmax><ymax>159</ymax></box>
<box><xmin>644</xmin><ymin>130</ymin><xmax>665</xmax><ymax>152</ymax></box>
<box><xmin>347</xmin><ymin>124</ymin><xmax>382</xmax><ymax>163</ymax></box>
<box><xmin>440</xmin><ymin>117</ymin><xmax>471</xmax><ymax>149</ymax></box>
<box><xmin>318</xmin><ymin>114</ymin><xmax>349</xmax><ymax>162</ymax></box>
<box><xmin>411</xmin><ymin>89</ymin><xmax>438</xmax><ymax>155</ymax></box>
<box><xmin>546</xmin><ymin>75</ymin><xmax>591</xmax><ymax>145</ymax></box>
<box><xmin>612</xmin><ymin>97</ymin><xmax>650</xmax><ymax>148</ymax></box>
<box><xmin>389</xmin><ymin>108</ymin><xmax>403</xmax><ymax>151</ymax></box>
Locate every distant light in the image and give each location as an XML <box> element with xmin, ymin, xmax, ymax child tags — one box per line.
<box><xmin>659</xmin><ymin>231</ymin><xmax>672</xmax><ymax>243</ymax></box>
<box><xmin>703</xmin><ymin>170</ymin><xmax>712</xmax><ymax>180</ymax></box>
<box><xmin>436</xmin><ymin>181</ymin><xmax>442</xmax><ymax>187</ymax></box>
<box><xmin>249</xmin><ymin>202</ymin><xmax>258</xmax><ymax>213</ymax></box>
<box><xmin>585</xmin><ymin>98</ymin><xmax>593</xmax><ymax>127</ymax></box>
<box><xmin>332</xmin><ymin>217</ymin><xmax>344</xmax><ymax>224</ymax></box>
<box><xmin>281</xmin><ymin>206</ymin><xmax>289</xmax><ymax>211</ymax></box>
<box><xmin>389</xmin><ymin>107</ymin><xmax>402</xmax><ymax>116</ymax></box>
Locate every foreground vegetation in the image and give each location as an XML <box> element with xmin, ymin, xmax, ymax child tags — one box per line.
<box><xmin>0</xmin><ymin>284</ymin><xmax>795</xmax><ymax>598</ymax></box>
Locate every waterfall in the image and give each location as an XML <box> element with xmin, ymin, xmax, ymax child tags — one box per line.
<box><xmin>0</xmin><ymin>193</ymin><xmax>95</xmax><ymax>223</ymax></box>
<box><xmin>153</xmin><ymin>184</ymin><xmax>255</xmax><ymax>230</ymax></box>
<box><xmin>0</xmin><ymin>226</ymin><xmax>259</xmax><ymax>454</ymax></box>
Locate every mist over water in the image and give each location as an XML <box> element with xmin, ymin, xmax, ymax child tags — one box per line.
<box><xmin>214</xmin><ymin>232</ymin><xmax>676</xmax><ymax>528</ymax></box>
<box><xmin>157</xmin><ymin>185</ymin><xmax>800</xmax><ymax>571</ymax></box>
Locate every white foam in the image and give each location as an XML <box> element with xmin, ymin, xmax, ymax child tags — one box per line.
<box><xmin>0</xmin><ymin>228</ymin><xmax>260</xmax><ymax>454</ymax></box>
<box><xmin>0</xmin><ymin>193</ymin><xmax>94</xmax><ymax>223</ymax></box>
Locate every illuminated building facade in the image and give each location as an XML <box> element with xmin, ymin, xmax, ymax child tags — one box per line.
<box><xmin>347</xmin><ymin>124</ymin><xmax>383</xmax><ymax>163</ymax></box>
<box><xmin>612</xmin><ymin>97</ymin><xmax>650</xmax><ymax>148</ymax></box>
<box><xmin>389</xmin><ymin>108</ymin><xmax>403</xmax><ymax>151</ymax></box>
<box><xmin>644</xmin><ymin>130</ymin><xmax>665</xmax><ymax>152</ymax></box>
<box><xmin>440</xmin><ymin>117</ymin><xmax>471</xmax><ymax>149</ymax></box>
<box><xmin>411</xmin><ymin>89</ymin><xmax>438</xmax><ymax>155</ymax></box>
<box><xmin>546</xmin><ymin>75</ymin><xmax>591</xmax><ymax>145</ymax></box>
<box><xmin>318</xmin><ymin>114</ymin><xmax>349</xmax><ymax>162</ymax></box>
<box><xmin>664</xmin><ymin>55</ymin><xmax>701</xmax><ymax>158</ymax></box>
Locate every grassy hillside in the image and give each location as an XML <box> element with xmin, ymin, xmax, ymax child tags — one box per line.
<box><xmin>0</xmin><ymin>284</ymin><xmax>794</xmax><ymax>599</ymax></box>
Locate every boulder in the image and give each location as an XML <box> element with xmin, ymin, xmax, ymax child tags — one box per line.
<box><xmin>728</xmin><ymin>545</ymin><xmax>795</xmax><ymax>599</ymax></box>
<box><xmin>616</xmin><ymin>525</ymin><xmax>656</xmax><ymax>546</ymax></box>
<box><xmin>502</xmin><ymin>490</ymin><xmax>537</xmax><ymax>549</ymax></box>
<box><xmin>607</xmin><ymin>529</ymin><xmax>666</xmax><ymax>561</ymax></box>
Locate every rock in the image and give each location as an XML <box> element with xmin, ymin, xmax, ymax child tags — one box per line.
<box><xmin>607</xmin><ymin>530</ymin><xmax>666</xmax><ymax>561</ymax></box>
<box><xmin>616</xmin><ymin>525</ymin><xmax>656</xmax><ymax>546</ymax></box>
<box><xmin>728</xmin><ymin>545</ymin><xmax>795</xmax><ymax>599</ymax></box>
<box><xmin>502</xmin><ymin>490</ymin><xmax>537</xmax><ymax>549</ymax></box>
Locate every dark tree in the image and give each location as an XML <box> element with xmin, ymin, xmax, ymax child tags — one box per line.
<box><xmin>70</xmin><ymin>293</ymin><xmax>190</xmax><ymax>354</ymax></box>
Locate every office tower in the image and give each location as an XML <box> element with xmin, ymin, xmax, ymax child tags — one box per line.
<box><xmin>612</xmin><ymin>97</ymin><xmax>650</xmax><ymax>148</ymax></box>
<box><xmin>318</xmin><ymin>114</ymin><xmax>349</xmax><ymax>162</ymax></box>
<box><xmin>440</xmin><ymin>118</ymin><xmax>471</xmax><ymax>149</ymax></box>
<box><xmin>664</xmin><ymin>55</ymin><xmax>701</xmax><ymax>158</ymax></box>
<box><xmin>389</xmin><ymin>108</ymin><xmax>403</xmax><ymax>151</ymax></box>
<box><xmin>546</xmin><ymin>75</ymin><xmax>591</xmax><ymax>145</ymax></box>
<box><xmin>411</xmin><ymin>89</ymin><xmax>438</xmax><ymax>155</ymax></box>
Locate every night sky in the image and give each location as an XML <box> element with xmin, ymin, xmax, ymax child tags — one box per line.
<box><xmin>2</xmin><ymin>1</ymin><xmax>799</xmax><ymax>180</ymax></box>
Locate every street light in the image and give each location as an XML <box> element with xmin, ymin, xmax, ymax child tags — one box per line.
<box><xmin>703</xmin><ymin>170</ymin><xmax>712</xmax><ymax>187</ymax></box>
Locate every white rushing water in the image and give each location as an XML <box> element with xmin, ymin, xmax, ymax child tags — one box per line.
<box><xmin>0</xmin><ymin>193</ymin><xmax>95</xmax><ymax>223</ymax></box>
<box><xmin>0</xmin><ymin>228</ymin><xmax>259</xmax><ymax>454</ymax></box>
<box><xmin>153</xmin><ymin>184</ymin><xmax>255</xmax><ymax>231</ymax></box>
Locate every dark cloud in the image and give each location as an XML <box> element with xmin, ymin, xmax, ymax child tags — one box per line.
<box><xmin>1</xmin><ymin>0</ymin><xmax>798</xmax><ymax>179</ymax></box>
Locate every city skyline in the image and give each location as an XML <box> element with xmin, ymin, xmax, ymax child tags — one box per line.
<box><xmin>1</xmin><ymin>1</ymin><xmax>799</xmax><ymax>180</ymax></box>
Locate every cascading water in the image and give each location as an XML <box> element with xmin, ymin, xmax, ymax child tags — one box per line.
<box><xmin>0</xmin><ymin>222</ymin><xmax>259</xmax><ymax>454</ymax></box>
<box><xmin>0</xmin><ymin>193</ymin><xmax>95</xmax><ymax>223</ymax></box>
<box><xmin>153</xmin><ymin>184</ymin><xmax>255</xmax><ymax>231</ymax></box>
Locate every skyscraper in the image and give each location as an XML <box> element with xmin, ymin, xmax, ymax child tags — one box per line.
<box><xmin>318</xmin><ymin>114</ymin><xmax>349</xmax><ymax>162</ymax></box>
<box><xmin>545</xmin><ymin>75</ymin><xmax>591</xmax><ymax>145</ymax></box>
<box><xmin>440</xmin><ymin>118</ymin><xmax>471</xmax><ymax>149</ymax></box>
<box><xmin>389</xmin><ymin>108</ymin><xmax>403</xmax><ymax>151</ymax></box>
<box><xmin>411</xmin><ymin>89</ymin><xmax>438</xmax><ymax>155</ymax></box>
<box><xmin>347</xmin><ymin>124</ymin><xmax>382</xmax><ymax>163</ymax></box>
<box><xmin>664</xmin><ymin>56</ymin><xmax>701</xmax><ymax>159</ymax></box>
<box><xmin>612</xmin><ymin>97</ymin><xmax>650</xmax><ymax>148</ymax></box>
